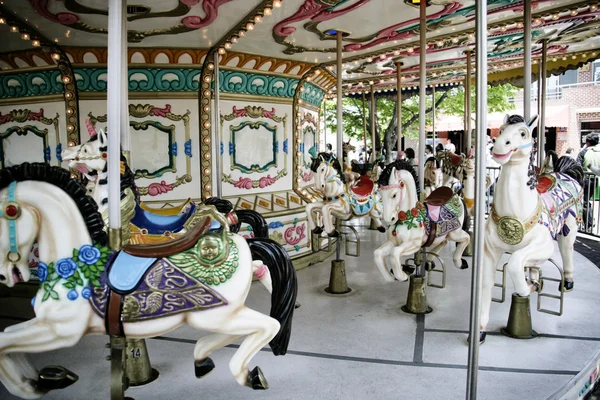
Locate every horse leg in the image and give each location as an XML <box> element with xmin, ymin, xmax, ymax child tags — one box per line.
<box><xmin>425</xmin><ymin>239</ymin><xmax>447</xmax><ymax>270</ymax></box>
<box><xmin>480</xmin><ymin>243</ymin><xmax>502</xmax><ymax>340</ymax></box>
<box><xmin>390</xmin><ymin>241</ymin><xmax>421</xmax><ymax>282</ymax></box>
<box><xmin>506</xmin><ymin>236</ymin><xmax>554</xmax><ymax>297</ymax></box>
<box><xmin>193</xmin><ymin>333</ymin><xmax>242</xmax><ymax>378</ymax></box>
<box><xmin>374</xmin><ymin>241</ymin><xmax>395</xmax><ymax>282</ymax></box>
<box><xmin>322</xmin><ymin>201</ymin><xmax>346</xmax><ymax>236</ymax></box>
<box><xmin>306</xmin><ymin>202</ymin><xmax>322</xmax><ymax>234</ymax></box>
<box><xmin>446</xmin><ymin>228</ymin><xmax>471</xmax><ymax>270</ymax></box>
<box><xmin>0</xmin><ymin>320</ymin><xmax>85</xmax><ymax>398</ymax></box>
<box><xmin>369</xmin><ymin>207</ymin><xmax>386</xmax><ymax>233</ymax></box>
<box><xmin>252</xmin><ymin>260</ymin><xmax>272</xmax><ymax>294</ymax></box>
<box><xmin>557</xmin><ymin>216</ymin><xmax>578</xmax><ymax>291</ymax></box>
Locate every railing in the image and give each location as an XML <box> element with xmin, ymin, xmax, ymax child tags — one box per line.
<box><xmin>484</xmin><ymin>168</ymin><xmax>600</xmax><ymax>238</ymax></box>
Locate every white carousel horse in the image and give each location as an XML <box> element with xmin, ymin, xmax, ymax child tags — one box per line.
<box><xmin>478</xmin><ymin>115</ymin><xmax>583</xmax><ymax>343</ymax></box>
<box><xmin>423</xmin><ymin>156</ymin><xmax>443</xmax><ymax>198</ymax></box>
<box><xmin>306</xmin><ymin>152</ymin><xmax>385</xmax><ymax>237</ymax></box>
<box><xmin>374</xmin><ymin>160</ymin><xmax>471</xmax><ymax>282</ymax></box>
<box><xmin>0</xmin><ymin>163</ymin><xmax>297</xmax><ymax>398</ymax></box>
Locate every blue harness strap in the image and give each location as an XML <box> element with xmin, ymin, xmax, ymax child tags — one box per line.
<box><xmin>0</xmin><ymin>182</ymin><xmax>21</xmax><ymax>261</ymax></box>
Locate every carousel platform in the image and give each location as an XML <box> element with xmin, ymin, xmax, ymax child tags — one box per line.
<box><xmin>1</xmin><ymin>217</ymin><xmax>599</xmax><ymax>400</ymax></box>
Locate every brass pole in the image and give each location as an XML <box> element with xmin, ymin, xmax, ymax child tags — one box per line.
<box><xmin>396</xmin><ymin>60</ymin><xmax>403</xmax><ymax>156</ymax></box>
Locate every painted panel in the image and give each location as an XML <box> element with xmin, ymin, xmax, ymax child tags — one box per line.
<box><xmin>0</xmin><ymin>103</ymin><xmax>66</xmax><ymax>169</ymax></box>
<box><xmin>298</xmin><ymin>107</ymin><xmax>319</xmax><ymax>190</ymax></box>
<box><xmin>219</xmin><ymin>100</ymin><xmax>293</xmax><ymax>196</ymax></box>
<box><xmin>80</xmin><ymin>99</ymin><xmax>201</xmax><ymax>202</ymax></box>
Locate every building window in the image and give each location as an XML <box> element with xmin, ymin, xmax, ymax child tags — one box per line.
<box><xmin>581</xmin><ymin>121</ymin><xmax>600</xmax><ymax>146</ymax></box>
<box><xmin>593</xmin><ymin>60</ymin><xmax>600</xmax><ymax>83</ymax></box>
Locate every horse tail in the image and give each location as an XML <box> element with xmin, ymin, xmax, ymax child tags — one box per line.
<box><xmin>461</xmin><ymin>198</ymin><xmax>470</xmax><ymax>232</ymax></box>
<box><xmin>247</xmin><ymin>238</ymin><xmax>297</xmax><ymax>355</ymax></box>
<box><xmin>236</xmin><ymin>210</ymin><xmax>268</xmax><ymax>238</ymax></box>
<box><xmin>555</xmin><ymin>156</ymin><xmax>584</xmax><ymax>187</ymax></box>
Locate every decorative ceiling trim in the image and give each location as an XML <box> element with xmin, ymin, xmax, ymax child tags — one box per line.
<box><xmin>0</xmin><ymin>4</ymin><xmax>80</xmax><ymax>145</ymax></box>
<box><xmin>28</xmin><ymin>0</ymin><xmax>235</xmax><ymax>43</ymax></box>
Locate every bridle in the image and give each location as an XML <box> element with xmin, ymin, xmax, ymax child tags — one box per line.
<box><xmin>380</xmin><ymin>181</ymin><xmax>405</xmax><ymax>217</ymax></box>
<box><xmin>73</xmin><ymin>142</ymin><xmax>107</xmax><ymax>162</ymax></box>
<box><xmin>0</xmin><ymin>181</ymin><xmax>22</xmax><ymax>262</ymax></box>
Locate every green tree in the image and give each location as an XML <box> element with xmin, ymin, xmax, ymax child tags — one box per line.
<box><xmin>324</xmin><ymin>83</ymin><xmax>517</xmax><ymax>161</ymax></box>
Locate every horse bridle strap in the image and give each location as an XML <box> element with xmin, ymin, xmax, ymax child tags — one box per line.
<box><xmin>491</xmin><ymin>196</ymin><xmax>542</xmax><ymax>246</ymax></box>
<box><xmin>0</xmin><ymin>181</ymin><xmax>21</xmax><ymax>262</ymax></box>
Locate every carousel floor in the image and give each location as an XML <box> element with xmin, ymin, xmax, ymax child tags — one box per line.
<box><xmin>1</xmin><ymin>217</ymin><xmax>600</xmax><ymax>400</ymax></box>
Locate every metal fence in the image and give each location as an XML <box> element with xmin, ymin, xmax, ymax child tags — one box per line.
<box><xmin>484</xmin><ymin>168</ymin><xmax>600</xmax><ymax>238</ymax></box>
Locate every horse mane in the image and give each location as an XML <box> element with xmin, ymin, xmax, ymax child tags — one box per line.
<box><xmin>554</xmin><ymin>156</ymin><xmax>584</xmax><ymax>186</ymax></box>
<box><xmin>425</xmin><ymin>156</ymin><xmax>440</xmax><ymax>168</ymax></box>
<box><xmin>0</xmin><ymin>163</ymin><xmax>107</xmax><ymax>245</ymax></box>
<box><xmin>504</xmin><ymin>114</ymin><xmax>525</xmax><ymax>126</ymax></box>
<box><xmin>120</xmin><ymin>153</ymin><xmax>139</xmax><ymax>203</ymax></box>
<box><xmin>378</xmin><ymin>159</ymin><xmax>420</xmax><ymax>199</ymax></box>
<box><xmin>544</xmin><ymin>150</ymin><xmax>559</xmax><ymax>171</ymax></box>
<box><xmin>310</xmin><ymin>152</ymin><xmax>345</xmax><ymax>183</ymax></box>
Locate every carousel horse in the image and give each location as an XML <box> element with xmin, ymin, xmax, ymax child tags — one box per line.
<box><xmin>0</xmin><ymin>163</ymin><xmax>297</xmax><ymax>398</ymax></box>
<box><xmin>374</xmin><ymin>160</ymin><xmax>470</xmax><ymax>282</ymax></box>
<box><xmin>423</xmin><ymin>157</ymin><xmax>443</xmax><ymax>198</ymax></box>
<box><xmin>435</xmin><ymin>150</ymin><xmax>465</xmax><ymax>191</ymax></box>
<box><xmin>307</xmin><ymin>152</ymin><xmax>385</xmax><ymax>237</ymax></box>
<box><xmin>478</xmin><ymin>115</ymin><xmax>583</xmax><ymax>343</ymax></box>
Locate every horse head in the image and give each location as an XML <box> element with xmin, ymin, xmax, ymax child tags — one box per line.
<box><xmin>378</xmin><ymin>159</ymin><xmax>419</xmax><ymax>226</ymax></box>
<box><xmin>61</xmin><ymin>121</ymin><xmax>108</xmax><ymax>180</ymax></box>
<box><xmin>424</xmin><ymin>156</ymin><xmax>443</xmax><ymax>188</ymax></box>
<box><xmin>310</xmin><ymin>152</ymin><xmax>344</xmax><ymax>190</ymax></box>
<box><xmin>492</xmin><ymin>114</ymin><xmax>538</xmax><ymax>165</ymax></box>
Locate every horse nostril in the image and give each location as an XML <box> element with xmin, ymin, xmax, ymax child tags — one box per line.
<box><xmin>506</xmin><ymin>141</ymin><xmax>511</xmax><ymax>145</ymax></box>
<box><xmin>0</xmin><ymin>274</ymin><xmax>5</xmax><ymax>281</ymax></box>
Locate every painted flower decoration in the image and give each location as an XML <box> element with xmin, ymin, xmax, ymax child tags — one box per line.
<box><xmin>417</xmin><ymin>202</ymin><xmax>424</xmax><ymax>211</ymax></box>
<box><xmin>411</xmin><ymin>208</ymin><xmax>419</xmax><ymax>217</ymax></box>
<box><xmin>78</xmin><ymin>245</ymin><xmax>101</xmax><ymax>265</ymax></box>
<box><xmin>37</xmin><ymin>262</ymin><xmax>48</xmax><ymax>282</ymax></box>
<box><xmin>398</xmin><ymin>211</ymin><xmax>407</xmax><ymax>221</ymax></box>
<box><xmin>56</xmin><ymin>258</ymin><xmax>77</xmax><ymax>279</ymax></box>
<box><xmin>82</xmin><ymin>287</ymin><xmax>92</xmax><ymax>300</ymax></box>
<box><xmin>67</xmin><ymin>289</ymin><xmax>78</xmax><ymax>301</ymax></box>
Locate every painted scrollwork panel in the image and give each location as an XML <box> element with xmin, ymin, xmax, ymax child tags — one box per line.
<box><xmin>88</xmin><ymin>103</ymin><xmax>193</xmax><ymax>198</ymax></box>
<box><xmin>220</xmin><ymin>104</ymin><xmax>289</xmax><ymax>193</ymax></box>
<box><xmin>297</xmin><ymin>110</ymin><xmax>319</xmax><ymax>189</ymax></box>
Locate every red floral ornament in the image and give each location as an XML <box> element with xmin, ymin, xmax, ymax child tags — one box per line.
<box><xmin>411</xmin><ymin>208</ymin><xmax>419</xmax><ymax>217</ymax></box>
<box><xmin>398</xmin><ymin>211</ymin><xmax>407</xmax><ymax>221</ymax></box>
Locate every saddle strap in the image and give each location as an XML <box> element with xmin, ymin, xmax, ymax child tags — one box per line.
<box><xmin>105</xmin><ymin>290</ymin><xmax>125</xmax><ymax>337</ymax></box>
<box><xmin>424</xmin><ymin>221</ymin><xmax>437</xmax><ymax>248</ymax></box>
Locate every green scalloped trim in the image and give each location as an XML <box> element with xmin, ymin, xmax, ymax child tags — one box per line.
<box><xmin>0</xmin><ymin>70</ymin><xmax>64</xmax><ymax>99</ymax></box>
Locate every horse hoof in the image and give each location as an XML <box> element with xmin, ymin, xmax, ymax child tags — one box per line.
<box><xmin>460</xmin><ymin>259</ymin><xmax>469</xmax><ymax>270</ymax></box>
<box><xmin>247</xmin><ymin>366</ymin><xmax>269</xmax><ymax>390</ymax></box>
<box><xmin>560</xmin><ymin>280</ymin><xmax>574</xmax><ymax>292</ymax></box>
<box><xmin>401</xmin><ymin>265</ymin><xmax>415</xmax><ymax>276</ymax></box>
<box><xmin>312</xmin><ymin>227</ymin><xmax>323</xmax><ymax>235</ymax></box>
<box><xmin>480</xmin><ymin>331</ymin><xmax>486</xmax><ymax>344</ymax></box>
<box><xmin>377</xmin><ymin>226</ymin><xmax>386</xmax><ymax>233</ymax></box>
<box><xmin>195</xmin><ymin>358</ymin><xmax>215</xmax><ymax>378</ymax></box>
<box><xmin>327</xmin><ymin>230</ymin><xmax>340</xmax><ymax>238</ymax></box>
<box><xmin>36</xmin><ymin>366</ymin><xmax>79</xmax><ymax>392</ymax></box>
<box><xmin>294</xmin><ymin>302</ymin><xmax>301</xmax><ymax>309</ymax></box>
<box><xmin>425</xmin><ymin>261</ymin><xmax>435</xmax><ymax>271</ymax></box>
<box><xmin>531</xmin><ymin>280</ymin><xmax>543</xmax><ymax>293</ymax></box>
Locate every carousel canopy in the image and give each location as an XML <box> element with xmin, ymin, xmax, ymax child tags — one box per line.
<box><xmin>0</xmin><ymin>0</ymin><xmax>598</xmax><ymax>95</ymax></box>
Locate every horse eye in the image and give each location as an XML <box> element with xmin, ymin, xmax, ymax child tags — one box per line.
<box><xmin>492</xmin><ymin>138</ymin><xmax>496</xmax><ymax>143</ymax></box>
<box><xmin>521</xmin><ymin>132</ymin><xmax>526</xmax><ymax>138</ymax></box>
<box><xmin>393</xmin><ymin>194</ymin><xmax>396</xmax><ymax>198</ymax></box>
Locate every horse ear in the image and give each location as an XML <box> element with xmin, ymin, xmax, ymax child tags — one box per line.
<box><xmin>468</xmin><ymin>148</ymin><xmax>473</xmax><ymax>159</ymax></box>
<box><xmin>503</xmin><ymin>114</ymin><xmax>510</xmax><ymax>125</ymax></box>
<box><xmin>391</xmin><ymin>167</ymin><xmax>398</xmax><ymax>182</ymax></box>
<box><xmin>527</xmin><ymin>115</ymin><xmax>539</xmax><ymax>129</ymax></box>
<box><xmin>98</xmin><ymin>128</ymin><xmax>107</xmax><ymax>146</ymax></box>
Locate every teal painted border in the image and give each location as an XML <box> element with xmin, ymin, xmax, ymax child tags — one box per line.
<box><xmin>230</xmin><ymin>120</ymin><xmax>277</xmax><ymax>173</ymax></box>
<box><xmin>0</xmin><ymin>68</ymin><xmax>325</xmax><ymax>106</ymax></box>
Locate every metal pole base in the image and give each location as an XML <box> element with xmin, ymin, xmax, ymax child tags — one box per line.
<box><xmin>368</xmin><ymin>218</ymin><xmax>378</xmax><ymax>230</ymax></box>
<box><xmin>125</xmin><ymin>339</ymin><xmax>159</xmax><ymax>387</ymax></box>
<box><xmin>325</xmin><ymin>259</ymin><xmax>352</xmax><ymax>294</ymax></box>
<box><xmin>401</xmin><ymin>275</ymin><xmax>433</xmax><ymax>314</ymax></box>
<box><xmin>500</xmin><ymin>293</ymin><xmax>538</xmax><ymax>339</ymax></box>
<box><xmin>463</xmin><ymin>231</ymin><xmax>474</xmax><ymax>257</ymax></box>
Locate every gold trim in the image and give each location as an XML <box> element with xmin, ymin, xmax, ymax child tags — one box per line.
<box><xmin>0</xmin><ymin>65</ymin><xmax>59</xmax><ymax>75</ymax></box>
<box><xmin>219</xmin><ymin>93</ymin><xmax>293</xmax><ymax>105</ymax></box>
<box><xmin>491</xmin><ymin>197</ymin><xmax>542</xmax><ymax>246</ymax></box>
<box><xmin>0</xmin><ymin>95</ymin><xmax>65</xmax><ymax>106</ymax></box>
<box><xmin>220</xmin><ymin>65</ymin><xmax>306</xmax><ymax>80</ymax></box>
<box><xmin>79</xmin><ymin>92</ymin><xmax>199</xmax><ymax>100</ymax></box>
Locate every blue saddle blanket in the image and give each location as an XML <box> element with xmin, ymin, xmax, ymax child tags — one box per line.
<box><xmin>131</xmin><ymin>202</ymin><xmax>197</xmax><ymax>234</ymax></box>
<box><xmin>108</xmin><ymin>251</ymin><xmax>158</xmax><ymax>294</ymax></box>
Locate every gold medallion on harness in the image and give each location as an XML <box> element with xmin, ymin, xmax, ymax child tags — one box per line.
<box><xmin>497</xmin><ymin>216</ymin><xmax>525</xmax><ymax>245</ymax></box>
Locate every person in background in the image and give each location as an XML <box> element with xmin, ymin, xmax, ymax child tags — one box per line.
<box><xmin>565</xmin><ymin>148</ymin><xmax>575</xmax><ymax>159</ymax></box>
<box><xmin>405</xmin><ymin>147</ymin><xmax>417</xmax><ymax>167</ymax></box>
<box><xmin>445</xmin><ymin>138</ymin><xmax>456</xmax><ymax>153</ymax></box>
<box><xmin>435</xmin><ymin>143</ymin><xmax>444</xmax><ymax>154</ymax></box>
<box><xmin>579</xmin><ymin>132</ymin><xmax>600</xmax><ymax>231</ymax></box>
<box><xmin>325</xmin><ymin>143</ymin><xmax>333</xmax><ymax>155</ymax></box>
<box><xmin>425</xmin><ymin>144</ymin><xmax>434</xmax><ymax>157</ymax></box>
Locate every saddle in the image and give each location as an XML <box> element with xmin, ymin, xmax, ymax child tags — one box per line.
<box><xmin>139</xmin><ymin>198</ymin><xmax>193</xmax><ymax>216</ymax></box>
<box><xmin>448</xmin><ymin>153</ymin><xmax>463</xmax><ymax>167</ymax></box>
<box><xmin>122</xmin><ymin>216</ymin><xmax>212</xmax><ymax>258</ymax></box>
<box><xmin>130</xmin><ymin>202</ymin><xmax>197</xmax><ymax>235</ymax></box>
<box><xmin>423</xmin><ymin>186</ymin><xmax>454</xmax><ymax>206</ymax></box>
<box><xmin>350</xmin><ymin>176</ymin><xmax>375</xmax><ymax>197</ymax></box>
<box><xmin>536</xmin><ymin>174</ymin><xmax>557</xmax><ymax>194</ymax></box>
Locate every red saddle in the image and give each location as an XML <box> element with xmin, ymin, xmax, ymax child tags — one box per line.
<box><xmin>424</xmin><ymin>186</ymin><xmax>454</xmax><ymax>206</ymax></box>
<box><xmin>350</xmin><ymin>176</ymin><xmax>375</xmax><ymax>197</ymax></box>
<box><xmin>449</xmin><ymin>153</ymin><xmax>463</xmax><ymax>166</ymax></box>
<box><xmin>536</xmin><ymin>174</ymin><xmax>556</xmax><ymax>194</ymax></box>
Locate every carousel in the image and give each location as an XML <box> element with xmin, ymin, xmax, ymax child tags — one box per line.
<box><xmin>0</xmin><ymin>0</ymin><xmax>599</xmax><ymax>399</ymax></box>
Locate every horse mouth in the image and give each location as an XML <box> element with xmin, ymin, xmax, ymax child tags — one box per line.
<box><xmin>75</xmin><ymin>164</ymin><xmax>90</xmax><ymax>174</ymax></box>
<box><xmin>492</xmin><ymin>150</ymin><xmax>512</xmax><ymax>162</ymax></box>
<box><xmin>12</xmin><ymin>266</ymin><xmax>24</xmax><ymax>283</ymax></box>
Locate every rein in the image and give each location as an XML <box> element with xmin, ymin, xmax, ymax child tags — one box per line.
<box><xmin>0</xmin><ymin>182</ymin><xmax>21</xmax><ymax>262</ymax></box>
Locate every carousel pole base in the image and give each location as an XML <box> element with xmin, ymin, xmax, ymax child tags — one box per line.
<box><xmin>500</xmin><ymin>293</ymin><xmax>538</xmax><ymax>339</ymax></box>
<box><xmin>401</xmin><ymin>275</ymin><xmax>433</xmax><ymax>314</ymax></box>
<box><xmin>463</xmin><ymin>231</ymin><xmax>474</xmax><ymax>257</ymax></box>
<box><xmin>324</xmin><ymin>259</ymin><xmax>352</xmax><ymax>295</ymax></box>
<box><xmin>125</xmin><ymin>339</ymin><xmax>160</xmax><ymax>387</ymax></box>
